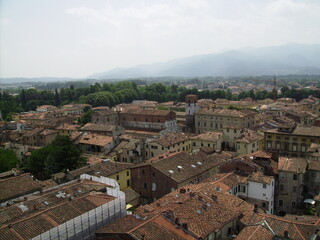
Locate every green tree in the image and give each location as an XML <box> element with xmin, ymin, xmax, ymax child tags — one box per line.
<box><xmin>54</xmin><ymin>88</ymin><xmax>61</xmax><ymax>106</ymax></box>
<box><xmin>0</xmin><ymin>148</ymin><xmax>19</xmax><ymax>173</ymax></box>
<box><xmin>27</xmin><ymin>136</ymin><xmax>86</xmax><ymax>179</ymax></box>
<box><xmin>78</xmin><ymin>109</ymin><xmax>93</xmax><ymax>125</ymax></box>
<box><xmin>20</xmin><ymin>89</ymin><xmax>27</xmax><ymax>111</ymax></box>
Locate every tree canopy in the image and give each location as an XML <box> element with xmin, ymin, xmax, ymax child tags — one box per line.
<box><xmin>0</xmin><ymin>148</ymin><xmax>19</xmax><ymax>173</ymax></box>
<box><xmin>26</xmin><ymin>136</ymin><xmax>86</xmax><ymax>180</ymax></box>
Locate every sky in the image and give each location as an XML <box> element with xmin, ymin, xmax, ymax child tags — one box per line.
<box><xmin>1</xmin><ymin>0</ymin><xmax>320</xmax><ymax>78</ymax></box>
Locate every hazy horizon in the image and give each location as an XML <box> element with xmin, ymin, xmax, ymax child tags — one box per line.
<box><xmin>1</xmin><ymin>0</ymin><xmax>320</xmax><ymax>78</ymax></box>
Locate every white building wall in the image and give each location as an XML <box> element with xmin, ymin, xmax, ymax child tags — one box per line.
<box><xmin>186</xmin><ymin>104</ymin><xmax>199</xmax><ymax>116</ymax></box>
<box><xmin>247</xmin><ymin>180</ymin><xmax>274</xmax><ymax>214</ymax></box>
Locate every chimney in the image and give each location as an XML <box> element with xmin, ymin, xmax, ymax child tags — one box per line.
<box><xmin>182</xmin><ymin>223</ymin><xmax>188</xmax><ymax>231</ymax></box>
<box><xmin>179</xmin><ymin>188</ymin><xmax>186</xmax><ymax>194</ymax></box>
<box><xmin>254</xmin><ymin>204</ymin><xmax>258</xmax><ymax>213</ymax></box>
<box><xmin>175</xmin><ymin>217</ymin><xmax>181</xmax><ymax>226</ymax></box>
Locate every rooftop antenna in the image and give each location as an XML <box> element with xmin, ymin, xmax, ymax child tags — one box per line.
<box><xmin>273</xmin><ymin>77</ymin><xmax>277</xmax><ymax>102</ymax></box>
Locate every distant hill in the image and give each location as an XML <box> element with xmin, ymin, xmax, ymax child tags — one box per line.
<box><xmin>89</xmin><ymin>43</ymin><xmax>320</xmax><ymax>79</ymax></box>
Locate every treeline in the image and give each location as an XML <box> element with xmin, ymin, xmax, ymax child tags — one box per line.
<box><xmin>1</xmin><ymin>81</ymin><xmax>320</xmax><ymax>120</ymax></box>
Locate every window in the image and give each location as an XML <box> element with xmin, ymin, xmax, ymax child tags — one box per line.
<box><xmin>193</xmin><ymin>142</ymin><xmax>196</xmax><ymax>146</ymax></box>
<box><xmin>262</xmin><ymin>202</ymin><xmax>267</xmax><ymax>208</ymax></box>
<box><xmin>127</xmin><ymin>171</ymin><xmax>130</xmax><ymax>176</ymax></box>
<box><xmin>292</xmin><ymin>202</ymin><xmax>296</xmax><ymax>207</ymax></box>
<box><xmin>144</xmin><ymin>183</ymin><xmax>147</xmax><ymax>189</ymax></box>
<box><xmin>279</xmin><ymin>200</ymin><xmax>284</xmax><ymax>207</ymax></box>
<box><xmin>292</xmin><ymin>144</ymin><xmax>297</xmax><ymax>152</ymax></box>
<box><xmin>280</xmin><ymin>184</ymin><xmax>284</xmax><ymax>191</ymax></box>
<box><xmin>267</xmin><ymin>141</ymin><xmax>272</xmax><ymax>149</ymax></box>
<box><xmin>263</xmin><ymin>183</ymin><xmax>267</xmax><ymax>188</ymax></box>
<box><xmin>142</xmin><ymin>169</ymin><xmax>145</xmax><ymax>174</ymax></box>
<box><xmin>293</xmin><ymin>174</ymin><xmax>298</xmax><ymax>181</ymax></box>
<box><xmin>292</xmin><ymin>186</ymin><xmax>297</xmax><ymax>192</ymax></box>
<box><xmin>152</xmin><ymin>172</ymin><xmax>156</xmax><ymax>177</ymax></box>
<box><xmin>127</xmin><ymin>179</ymin><xmax>130</xmax><ymax>187</ymax></box>
<box><xmin>301</xmin><ymin>145</ymin><xmax>306</xmax><ymax>152</ymax></box>
<box><xmin>116</xmin><ymin>175</ymin><xmax>119</xmax><ymax>180</ymax></box>
<box><xmin>152</xmin><ymin>183</ymin><xmax>156</xmax><ymax>191</ymax></box>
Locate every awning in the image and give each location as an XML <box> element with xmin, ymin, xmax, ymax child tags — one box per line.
<box><xmin>303</xmin><ymin>199</ymin><xmax>316</xmax><ymax>205</ymax></box>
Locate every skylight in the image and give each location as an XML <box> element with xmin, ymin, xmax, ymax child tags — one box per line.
<box><xmin>168</xmin><ymin>170</ymin><xmax>174</xmax><ymax>174</ymax></box>
<box><xmin>197</xmin><ymin>161</ymin><xmax>202</xmax><ymax>165</ymax></box>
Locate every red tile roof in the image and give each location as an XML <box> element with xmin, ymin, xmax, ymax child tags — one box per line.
<box><xmin>0</xmin><ymin>174</ymin><xmax>43</xmax><ymax>203</ymax></box>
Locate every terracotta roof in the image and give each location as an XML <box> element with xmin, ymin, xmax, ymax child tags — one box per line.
<box><xmin>265</xmin><ymin>125</ymin><xmax>320</xmax><ymax>137</ymax></box>
<box><xmin>130</xmin><ymin>215</ymin><xmax>193</xmax><ymax>240</ymax></box>
<box><xmin>40</xmin><ymin>179</ymin><xmax>58</xmax><ymax>190</ymax></box>
<box><xmin>247</xmin><ymin>151</ymin><xmax>272</xmax><ymax>159</ymax></box>
<box><xmin>149</xmin><ymin>132</ymin><xmax>189</xmax><ymax>147</ymax></box>
<box><xmin>79</xmin><ymin>133</ymin><xmax>113</xmax><ymax>146</ymax></box>
<box><xmin>145</xmin><ymin>151</ymin><xmax>229</xmax><ymax>184</ymax></box>
<box><xmin>23</xmin><ymin>128</ymin><xmax>44</xmax><ymax>137</ymax></box>
<box><xmin>124</xmin><ymin>189</ymin><xmax>140</xmax><ymax>203</ymax></box>
<box><xmin>235</xmin><ymin>225</ymin><xmax>273</xmax><ymax>240</ymax></box>
<box><xmin>196</xmin><ymin>108</ymin><xmax>257</xmax><ymax>118</ymax></box>
<box><xmin>80</xmin><ymin>123</ymin><xmax>117</xmax><ymax>132</ymax></box>
<box><xmin>39</xmin><ymin>129</ymin><xmax>58</xmax><ymax>136</ymax></box>
<box><xmin>122</xmin><ymin>108</ymin><xmax>175</xmax><ymax>116</ymax></box>
<box><xmin>248</xmin><ymin>172</ymin><xmax>274</xmax><ymax>185</ymax></box>
<box><xmin>0</xmin><ymin>192</ymin><xmax>114</xmax><ymax>240</ymax></box>
<box><xmin>97</xmin><ymin>181</ymin><xmax>254</xmax><ymax>240</ymax></box>
<box><xmin>240</xmin><ymin>213</ymin><xmax>320</xmax><ymax>240</ymax></box>
<box><xmin>308</xmin><ymin>159</ymin><xmax>320</xmax><ymax>171</ymax></box>
<box><xmin>68</xmin><ymin>161</ymin><xmax>133</xmax><ymax>178</ymax></box>
<box><xmin>0</xmin><ymin>174</ymin><xmax>43</xmax><ymax>203</ymax></box>
<box><xmin>236</xmin><ymin>130</ymin><xmax>263</xmax><ymax>144</ymax></box>
<box><xmin>278</xmin><ymin>157</ymin><xmax>307</xmax><ymax>173</ymax></box>
<box><xmin>190</xmin><ymin>131</ymin><xmax>223</xmax><ymax>142</ymax></box>
<box><xmin>56</xmin><ymin>123</ymin><xmax>79</xmax><ymax>131</ymax></box>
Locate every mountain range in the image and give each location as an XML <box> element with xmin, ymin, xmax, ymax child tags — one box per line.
<box><xmin>89</xmin><ymin>43</ymin><xmax>320</xmax><ymax>79</ymax></box>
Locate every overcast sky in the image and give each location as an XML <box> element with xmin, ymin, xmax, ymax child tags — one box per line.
<box><xmin>1</xmin><ymin>0</ymin><xmax>320</xmax><ymax>78</ymax></box>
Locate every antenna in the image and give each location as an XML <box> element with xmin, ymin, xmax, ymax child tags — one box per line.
<box><xmin>273</xmin><ymin>77</ymin><xmax>277</xmax><ymax>102</ymax></box>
